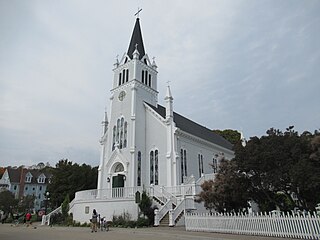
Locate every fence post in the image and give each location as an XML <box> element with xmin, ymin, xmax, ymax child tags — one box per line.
<box><xmin>154</xmin><ymin>209</ymin><xmax>159</xmax><ymax>226</ymax></box>
<box><xmin>169</xmin><ymin>209</ymin><xmax>174</xmax><ymax>227</ymax></box>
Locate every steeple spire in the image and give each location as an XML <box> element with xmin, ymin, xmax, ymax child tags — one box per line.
<box><xmin>127</xmin><ymin>18</ymin><xmax>145</xmax><ymax>60</ymax></box>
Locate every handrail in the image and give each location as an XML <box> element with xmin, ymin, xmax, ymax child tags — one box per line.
<box><xmin>157</xmin><ymin>199</ymin><xmax>174</xmax><ymax>222</ymax></box>
<box><xmin>41</xmin><ymin>205</ymin><xmax>62</xmax><ymax>225</ymax></box>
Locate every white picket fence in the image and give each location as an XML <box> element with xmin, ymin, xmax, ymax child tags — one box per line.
<box><xmin>185</xmin><ymin>212</ymin><xmax>320</xmax><ymax>239</ymax></box>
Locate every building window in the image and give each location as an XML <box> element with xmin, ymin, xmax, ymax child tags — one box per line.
<box><xmin>180</xmin><ymin>149</ymin><xmax>187</xmax><ymax>183</ymax></box>
<box><xmin>150</xmin><ymin>149</ymin><xmax>159</xmax><ymax>185</ymax></box>
<box><xmin>25</xmin><ymin>172</ymin><xmax>32</xmax><ymax>183</ymax></box>
<box><xmin>144</xmin><ymin>71</ymin><xmax>148</xmax><ymax>84</ymax></box>
<box><xmin>137</xmin><ymin>151</ymin><xmax>141</xmax><ymax>186</ymax></box>
<box><xmin>112</xmin><ymin>126</ymin><xmax>116</xmax><ymax>151</ymax></box>
<box><xmin>123</xmin><ymin>122</ymin><xmax>127</xmax><ymax>148</ymax></box>
<box><xmin>150</xmin><ymin>151</ymin><xmax>154</xmax><ymax>185</ymax></box>
<box><xmin>198</xmin><ymin>154</ymin><xmax>204</xmax><ymax>177</ymax></box>
<box><xmin>155</xmin><ymin>150</ymin><xmax>158</xmax><ymax>185</ymax></box>
<box><xmin>114</xmin><ymin>163</ymin><xmax>124</xmax><ymax>172</ymax></box>
<box><xmin>122</xmin><ymin>69</ymin><xmax>125</xmax><ymax>84</ymax></box>
<box><xmin>213</xmin><ymin>154</ymin><xmax>218</xmax><ymax>173</ymax></box>
<box><xmin>38</xmin><ymin>175</ymin><xmax>45</xmax><ymax>183</ymax></box>
<box><xmin>141</xmin><ymin>70</ymin><xmax>151</xmax><ymax>86</ymax></box>
<box><xmin>181</xmin><ymin>149</ymin><xmax>184</xmax><ymax>183</ymax></box>
<box><xmin>126</xmin><ymin>69</ymin><xmax>129</xmax><ymax>82</ymax></box>
<box><xmin>40</xmin><ymin>186</ymin><xmax>42</xmax><ymax>191</ymax></box>
<box><xmin>119</xmin><ymin>73</ymin><xmax>122</xmax><ymax>86</ymax></box>
<box><xmin>85</xmin><ymin>206</ymin><xmax>90</xmax><ymax>214</ymax></box>
<box><xmin>183</xmin><ymin>149</ymin><xmax>187</xmax><ymax>177</ymax></box>
<box><xmin>111</xmin><ymin>117</ymin><xmax>128</xmax><ymax>150</ymax></box>
<box><xmin>142</xmin><ymin>70</ymin><xmax>145</xmax><ymax>84</ymax></box>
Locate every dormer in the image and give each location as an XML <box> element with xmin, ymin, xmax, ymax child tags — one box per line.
<box><xmin>37</xmin><ymin>173</ymin><xmax>46</xmax><ymax>184</ymax></box>
<box><xmin>25</xmin><ymin>172</ymin><xmax>33</xmax><ymax>183</ymax></box>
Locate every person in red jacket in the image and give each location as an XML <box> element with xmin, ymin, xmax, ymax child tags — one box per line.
<box><xmin>25</xmin><ymin>212</ymin><xmax>32</xmax><ymax>226</ymax></box>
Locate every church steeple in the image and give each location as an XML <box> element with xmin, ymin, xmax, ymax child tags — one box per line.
<box><xmin>127</xmin><ymin>18</ymin><xmax>145</xmax><ymax>60</ymax></box>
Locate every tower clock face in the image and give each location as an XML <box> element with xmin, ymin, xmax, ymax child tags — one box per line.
<box><xmin>118</xmin><ymin>91</ymin><xmax>126</xmax><ymax>101</ymax></box>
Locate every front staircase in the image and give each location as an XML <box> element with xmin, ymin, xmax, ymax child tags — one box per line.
<box><xmin>41</xmin><ymin>173</ymin><xmax>214</xmax><ymax>226</ymax></box>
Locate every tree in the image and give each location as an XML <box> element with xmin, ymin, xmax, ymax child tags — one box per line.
<box><xmin>197</xmin><ymin>159</ymin><xmax>250</xmax><ymax>213</ymax></box>
<box><xmin>0</xmin><ymin>190</ymin><xmax>18</xmax><ymax>216</ymax></box>
<box><xmin>47</xmin><ymin>159</ymin><xmax>98</xmax><ymax>207</ymax></box>
<box><xmin>213</xmin><ymin>129</ymin><xmax>241</xmax><ymax>145</ymax></box>
<box><xmin>18</xmin><ymin>195</ymin><xmax>36</xmax><ymax>212</ymax></box>
<box><xmin>234</xmin><ymin>127</ymin><xmax>320</xmax><ymax>211</ymax></box>
<box><xmin>138</xmin><ymin>191</ymin><xmax>155</xmax><ymax>225</ymax></box>
<box><xmin>196</xmin><ymin>180</ymin><xmax>216</xmax><ymax>213</ymax></box>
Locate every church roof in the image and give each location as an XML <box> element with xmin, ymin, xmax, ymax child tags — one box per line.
<box><xmin>146</xmin><ymin>103</ymin><xmax>233</xmax><ymax>150</ymax></box>
<box><xmin>127</xmin><ymin>18</ymin><xmax>145</xmax><ymax>60</ymax></box>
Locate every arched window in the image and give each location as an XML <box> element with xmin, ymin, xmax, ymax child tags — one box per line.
<box><xmin>122</xmin><ymin>69</ymin><xmax>125</xmax><ymax>84</ymax></box>
<box><xmin>137</xmin><ymin>151</ymin><xmax>141</xmax><ymax>186</ymax></box>
<box><xmin>120</xmin><ymin>118</ymin><xmax>124</xmax><ymax>148</ymax></box>
<box><xmin>112</xmin><ymin>117</ymin><xmax>128</xmax><ymax>150</ymax></box>
<box><xmin>150</xmin><ymin>150</ymin><xmax>159</xmax><ymax>185</ymax></box>
<box><xmin>123</xmin><ymin>122</ymin><xmax>127</xmax><ymax>148</ymax></box>
<box><xmin>198</xmin><ymin>154</ymin><xmax>204</xmax><ymax>177</ymax></box>
<box><xmin>142</xmin><ymin>70</ymin><xmax>144</xmax><ymax>84</ymax></box>
<box><xmin>112</xmin><ymin>126</ymin><xmax>116</xmax><ymax>151</ymax></box>
<box><xmin>184</xmin><ymin>149</ymin><xmax>187</xmax><ymax>177</ymax></box>
<box><xmin>116</xmin><ymin>119</ymin><xmax>120</xmax><ymax>143</ymax></box>
<box><xmin>150</xmin><ymin>151</ymin><xmax>154</xmax><ymax>184</ymax></box>
<box><xmin>126</xmin><ymin>69</ymin><xmax>129</xmax><ymax>82</ymax></box>
<box><xmin>155</xmin><ymin>150</ymin><xmax>158</xmax><ymax>185</ymax></box>
<box><xmin>145</xmin><ymin>71</ymin><xmax>148</xmax><ymax>84</ymax></box>
<box><xmin>180</xmin><ymin>149</ymin><xmax>187</xmax><ymax>183</ymax></box>
<box><xmin>148</xmin><ymin>74</ymin><xmax>151</xmax><ymax>87</ymax></box>
<box><xmin>114</xmin><ymin>163</ymin><xmax>124</xmax><ymax>172</ymax></box>
<box><xmin>181</xmin><ymin>149</ymin><xmax>184</xmax><ymax>183</ymax></box>
<box><xmin>118</xmin><ymin>73</ymin><xmax>122</xmax><ymax>86</ymax></box>
<box><xmin>213</xmin><ymin>154</ymin><xmax>218</xmax><ymax>173</ymax></box>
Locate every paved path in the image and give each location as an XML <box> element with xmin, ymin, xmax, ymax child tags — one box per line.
<box><xmin>0</xmin><ymin>223</ymin><xmax>296</xmax><ymax>240</ymax></box>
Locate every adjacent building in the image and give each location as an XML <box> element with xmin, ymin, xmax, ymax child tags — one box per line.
<box><xmin>0</xmin><ymin>167</ymin><xmax>51</xmax><ymax>211</ymax></box>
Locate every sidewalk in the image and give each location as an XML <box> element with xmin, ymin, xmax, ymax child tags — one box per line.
<box><xmin>0</xmin><ymin>223</ymin><xmax>297</xmax><ymax>240</ymax></box>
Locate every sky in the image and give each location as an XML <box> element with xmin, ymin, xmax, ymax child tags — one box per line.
<box><xmin>1</xmin><ymin>0</ymin><xmax>319</xmax><ymax>168</ymax></box>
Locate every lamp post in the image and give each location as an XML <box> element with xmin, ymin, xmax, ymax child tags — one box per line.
<box><xmin>44</xmin><ymin>192</ymin><xmax>50</xmax><ymax>215</ymax></box>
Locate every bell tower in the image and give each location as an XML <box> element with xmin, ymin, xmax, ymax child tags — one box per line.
<box><xmin>98</xmin><ymin>17</ymin><xmax>159</xmax><ymax>191</ymax></box>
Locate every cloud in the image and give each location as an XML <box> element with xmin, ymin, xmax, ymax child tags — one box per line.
<box><xmin>0</xmin><ymin>0</ymin><xmax>319</xmax><ymax>167</ymax></box>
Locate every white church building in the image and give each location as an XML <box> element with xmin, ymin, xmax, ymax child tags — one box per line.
<box><xmin>44</xmin><ymin>17</ymin><xmax>234</xmax><ymax>226</ymax></box>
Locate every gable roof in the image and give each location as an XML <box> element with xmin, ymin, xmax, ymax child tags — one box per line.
<box><xmin>5</xmin><ymin>167</ymin><xmax>51</xmax><ymax>184</ymax></box>
<box><xmin>146</xmin><ymin>103</ymin><xmax>233</xmax><ymax>150</ymax></box>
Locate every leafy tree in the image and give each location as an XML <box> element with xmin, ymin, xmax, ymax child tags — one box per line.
<box><xmin>18</xmin><ymin>195</ymin><xmax>36</xmax><ymax>212</ymax></box>
<box><xmin>0</xmin><ymin>190</ymin><xmax>18</xmax><ymax>216</ymax></box>
<box><xmin>47</xmin><ymin>159</ymin><xmax>98</xmax><ymax>207</ymax></box>
<box><xmin>213</xmin><ymin>129</ymin><xmax>241</xmax><ymax>145</ymax></box>
<box><xmin>196</xmin><ymin>180</ymin><xmax>216</xmax><ymax>213</ymax></box>
<box><xmin>234</xmin><ymin>127</ymin><xmax>320</xmax><ymax>211</ymax></box>
<box><xmin>197</xmin><ymin>159</ymin><xmax>250</xmax><ymax>213</ymax></box>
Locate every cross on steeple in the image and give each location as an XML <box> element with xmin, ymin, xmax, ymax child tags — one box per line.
<box><xmin>134</xmin><ymin>8</ymin><xmax>142</xmax><ymax>18</ymax></box>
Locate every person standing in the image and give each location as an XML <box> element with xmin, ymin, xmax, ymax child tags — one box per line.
<box><xmin>25</xmin><ymin>212</ymin><xmax>32</xmax><ymax>226</ymax></box>
<box><xmin>91</xmin><ymin>209</ymin><xmax>98</xmax><ymax>233</ymax></box>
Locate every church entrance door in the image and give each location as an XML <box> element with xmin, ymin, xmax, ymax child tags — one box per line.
<box><xmin>112</xmin><ymin>174</ymin><xmax>124</xmax><ymax>198</ymax></box>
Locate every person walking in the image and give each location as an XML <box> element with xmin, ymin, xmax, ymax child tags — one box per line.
<box><xmin>91</xmin><ymin>209</ymin><xmax>98</xmax><ymax>233</ymax></box>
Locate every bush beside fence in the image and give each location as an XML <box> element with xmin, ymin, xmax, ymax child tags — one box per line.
<box><xmin>185</xmin><ymin>212</ymin><xmax>320</xmax><ymax>239</ymax></box>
